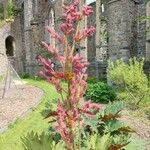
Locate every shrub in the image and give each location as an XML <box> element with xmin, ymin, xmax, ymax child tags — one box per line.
<box><xmin>85</xmin><ymin>82</ymin><xmax>116</xmax><ymax>103</ymax></box>
<box><xmin>108</xmin><ymin>58</ymin><xmax>149</xmax><ymax>105</ymax></box>
<box><xmin>87</xmin><ymin>77</ymin><xmax>99</xmax><ymax>84</ymax></box>
<box><xmin>6</xmin><ymin>0</ymin><xmax>21</xmax><ymax>19</ymax></box>
<box><xmin>20</xmin><ymin>73</ymin><xmax>30</xmax><ymax>79</ymax></box>
<box><xmin>108</xmin><ymin>57</ymin><xmax>148</xmax><ymax>90</ymax></box>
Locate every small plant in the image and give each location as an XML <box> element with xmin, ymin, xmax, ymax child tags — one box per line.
<box><xmin>108</xmin><ymin>58</ymin><xmax>149</xmax><ymax>105</ymax></box>
<box><xmin>85</xmin><ymin>82</ymin><xmax>116</xmax><ymax>103</ymax></box>
<box><xmin>20</xmin><ymin>73</ymin><xmax>30</xmax><ymax>79</ymax></box>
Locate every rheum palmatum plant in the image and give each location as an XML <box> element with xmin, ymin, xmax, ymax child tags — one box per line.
<box><xmin>38</xmin><ymin>0</ymin><xmax>100</xmax><ymax>149</ymax></box>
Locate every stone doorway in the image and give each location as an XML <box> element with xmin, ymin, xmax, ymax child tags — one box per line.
<box><xmin>5</xmin><ymin>36</ymin><xmax>15</xmax><ymax>57</ymax></box>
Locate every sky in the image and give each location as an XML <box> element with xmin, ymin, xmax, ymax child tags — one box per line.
<box><xmin>86</xmin><ymin>0</ymin><xmax>96</xmax><ymax>4</ymax></box>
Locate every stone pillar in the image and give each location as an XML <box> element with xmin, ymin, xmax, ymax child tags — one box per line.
<box><xmin>136</xmin><ymin>1</ymin><xmax>146</xmax><ymax>59</ymax></box>
<box><xmin>79</xmin><ymin>0</ymin><xmax>87</xmax><ymax>61</ymax></box>
<box><xmin>34</xmin><ymin>0</ymin><xmax>38</xmax><ymax>19</ymax></box>
<box><xmin>24</xmin><ymin>0</ymin><xmax>33</xmax><ymax>74</ymax></box>
<box><xmin>45</xmin><ymin>8</ymin><xmax>56</xmax><ymax>48</ymax></box>
<box><xmin>146</xmin><ymin>1</ymin><xmax>150</xmax><ymax>61</ymax></box>
<box><xmin>107</xmin><ymin>0</ymin><xmax>137</xmax><ymax>61</ymax></box>
<box><xmin>50</xmin><ymin>9</ymin><xmax>55</xmax><ymax>48</ymax></box>
<box><xmin>95</xmin><ymin>0</ymin><xmax>101</xmax><ymax>61</ymax></box>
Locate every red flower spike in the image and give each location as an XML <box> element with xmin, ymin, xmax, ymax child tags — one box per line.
<box><xmin>38</xmin><ymin>1</ymin><xmax>99</xmax><ymax>149</ymax></box>
<box><xmin>82</xmin><ymin>5</ymin><xmax>93</xmax><ymax>16</ymax></box>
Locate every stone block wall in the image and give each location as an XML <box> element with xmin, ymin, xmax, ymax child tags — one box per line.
<box><xmin>87</xmin><ymin>2</ymin><xmax>96</xmax><ymax>62</ymax></box>
<box><xmin>11</xmin><ymin>14</ymin><xmax>24</xmax><ymax>74</ymax></box>
<box><xmin>11</xmin><ymin>0</ymin><xmax>51</xmax><ymax>75</ymax></box>
<box><xmin>107</xmin><ymin>0</ymin><xmax>138</xmax><ymax>61</ymax></box>
<box><xmin>88</xmin><ymin>61</ymin><xmax>107</xmax><ymax>80</ymax></box>
<box><xmin>137</xmin><ymin>0</ymin><xmax>146</xmax><ymax>58</ymax></box>
<box><xmin>1</xmin><ymin>0</ymin><xmax>148</xmax><ymax>80</ymax></box>
<box><xmin>144</xmin><ymin>61</ymin><xmax>150</xmax><ymax>80</ymax></box>
<box><xmin>0</xmin><ymin>24</ymin><xmax>11</xmax><ymax>75</ymax></box>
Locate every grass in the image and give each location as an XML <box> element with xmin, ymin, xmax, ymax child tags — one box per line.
<box><xmin>0</xmin><ymin>79</ymin><xmax>59</xmax><ymax>150</ymax></box>
<box><xmin>0</xmin><ymin>79</ymin><xmax>149</xmax><ymax>150</ymax></box>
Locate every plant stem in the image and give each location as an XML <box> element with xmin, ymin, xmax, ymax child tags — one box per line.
<box><xmin>72</xmin><ymin>21</ymin><xmax>80</xmax><ymax>54</ymax></box>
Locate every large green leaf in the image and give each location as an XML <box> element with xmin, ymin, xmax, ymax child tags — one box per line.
<box><xmin>100</xmin><ymin>101</ymin><xmax>124</xmax><ymax>121</ymax></box>
<box><xmin>105</xmin><ymin>120</ymin><xmax>135</xmax><ymax>133</ymax></box>
<box><xmin>97</xmin><ymin>133</ymin><xmax>112</xmax><ymax>150</ymax></box>
<box><xmin>21</xmin><ymin>131</ymin><xmax>65</xmax><ymax>150</ymax></box>
<box><xmin>83</xmin><ymin>133</ymin><xmax>112</xmax><ymax>150</ymax></box>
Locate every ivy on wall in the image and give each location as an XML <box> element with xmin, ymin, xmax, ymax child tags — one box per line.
<box><xmin>7</xmin><ymin>0</ymin><xmax>21</xmax><ymax>19</ymax></box>
<box><xmin>0</xmin><ymin>0</ymin><xmax>21</xmax><ymax>21</ymax></box>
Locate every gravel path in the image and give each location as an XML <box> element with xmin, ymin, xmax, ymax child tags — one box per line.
<box><xmin>0</xmin><ymin>84</ymin><xmax>43</xmax><ymax>132</ymax></box>
<box><xmin>120</xmin><ymin>112</ymin><xmax>150</xmax><ymax>150</ymax></box>
<box><xmin>120</xmin><ymin>114</ymin><xmax>150</xmax><ymax>141</ymax></box>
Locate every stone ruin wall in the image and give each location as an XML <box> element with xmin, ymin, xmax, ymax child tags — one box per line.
<box><xmin>107</xmin><ymin>0</ymin><xmax>137</xmax><ymax>61</ymax></box>
<box><xmin>87</xmin><ymin>2</ymin><xmax>96</xmax><ymax>62</ymax></box>
<box><xmin>1</xmin><ymin>0</ymin><xmax>150</xmax><ymax>79</ymax></box>
<box><xmin>10</xmin><ymin>0</ymin><xmax>51</xmax><ymax>75</ymax></box>
<box><xmin>0</xmin><ymin>24</ymin><xmax>11</xmax><ymax>77</ymax></box>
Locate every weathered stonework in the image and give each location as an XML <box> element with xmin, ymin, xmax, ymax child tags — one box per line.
<box><xmin>0</xmin><ymin>0</ymin><xmax>149</xmax><ymax>79</ymax></box>
<box><xmin>107</xmin><ymin>0</ymin><xmax>137</xmax><ymax>61</ymax></box>
<box><xmin>137</xmin><ymin>0</ymin><xmax>146</xmax><ymax>58</ymax></box>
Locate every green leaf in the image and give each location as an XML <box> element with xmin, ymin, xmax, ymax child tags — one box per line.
<box><xmin>100</xmin><ymin>101</ymin><xmax>124</xmax><ymax>121</ymax></box>
<box><xmin>105</xmin><ymin>120</ymin><xmax>135</xmax><ymax>133</ymax></box>
<box><xmin>97</xmin><ymin>133</ymin><xmax>112</xmax><ymax>150</ymax></box>
<box><xmin>21</xmin><ymin>131</ymin><xmax>65</xmax><ymax>150</ymax></box>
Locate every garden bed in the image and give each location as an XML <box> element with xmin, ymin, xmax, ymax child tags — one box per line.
<box><xmin>0</xmin><ymin>84</ymin><xmax>43</xmax><ymax>133</ymax></box>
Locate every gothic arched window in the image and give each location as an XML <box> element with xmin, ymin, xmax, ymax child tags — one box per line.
<box><xmin>50</xmin><ymin>9</ymin><xmax>55</xmax><ymax>47</ymax></box>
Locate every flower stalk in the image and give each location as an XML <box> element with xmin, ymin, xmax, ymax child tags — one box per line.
<box><xmin>38</xmin><ymin>1</ymin><xmax>100</xmax><ymax>149</ymax></box>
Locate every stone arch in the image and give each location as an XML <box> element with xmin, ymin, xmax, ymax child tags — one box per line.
<box><xmin>5</xmin><ymin>35</ymin><xmax>15</xmax><ymax>57</ymax></box>
<box><xmin>46</xmin><ymin>8</ymin><xmax>55</xmax><ymax>47</ymax></box>
<box><xmin>146</xmin><ymin>1</ymin><xmax>150</xmax><ymax>61</ymax></box>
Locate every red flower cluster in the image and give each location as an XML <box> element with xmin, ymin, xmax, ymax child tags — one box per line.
<box><xmin>47</xmin><ymin>27</ymin><xmax>63</xmax><ymax>43</ymax></box>
<box><xmin>82</xmin><ymin>5</ymin><xmax>93</xmax><ymax>16</ymax></box>
<box><xmin>74</xmin><ymin>26</ymin><xmax>96</xmax><ymax>42</ymax></box>
<box><xmin>82</xmin><ymin>100</ymin><xmax>101</xmax><ymax>117</ymax></box>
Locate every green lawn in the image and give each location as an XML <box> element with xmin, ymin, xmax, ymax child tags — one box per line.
<box><xmin>0</xmin><ymin>79</ymin><xmax>59</xmax><ymax>150</ymax></box>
